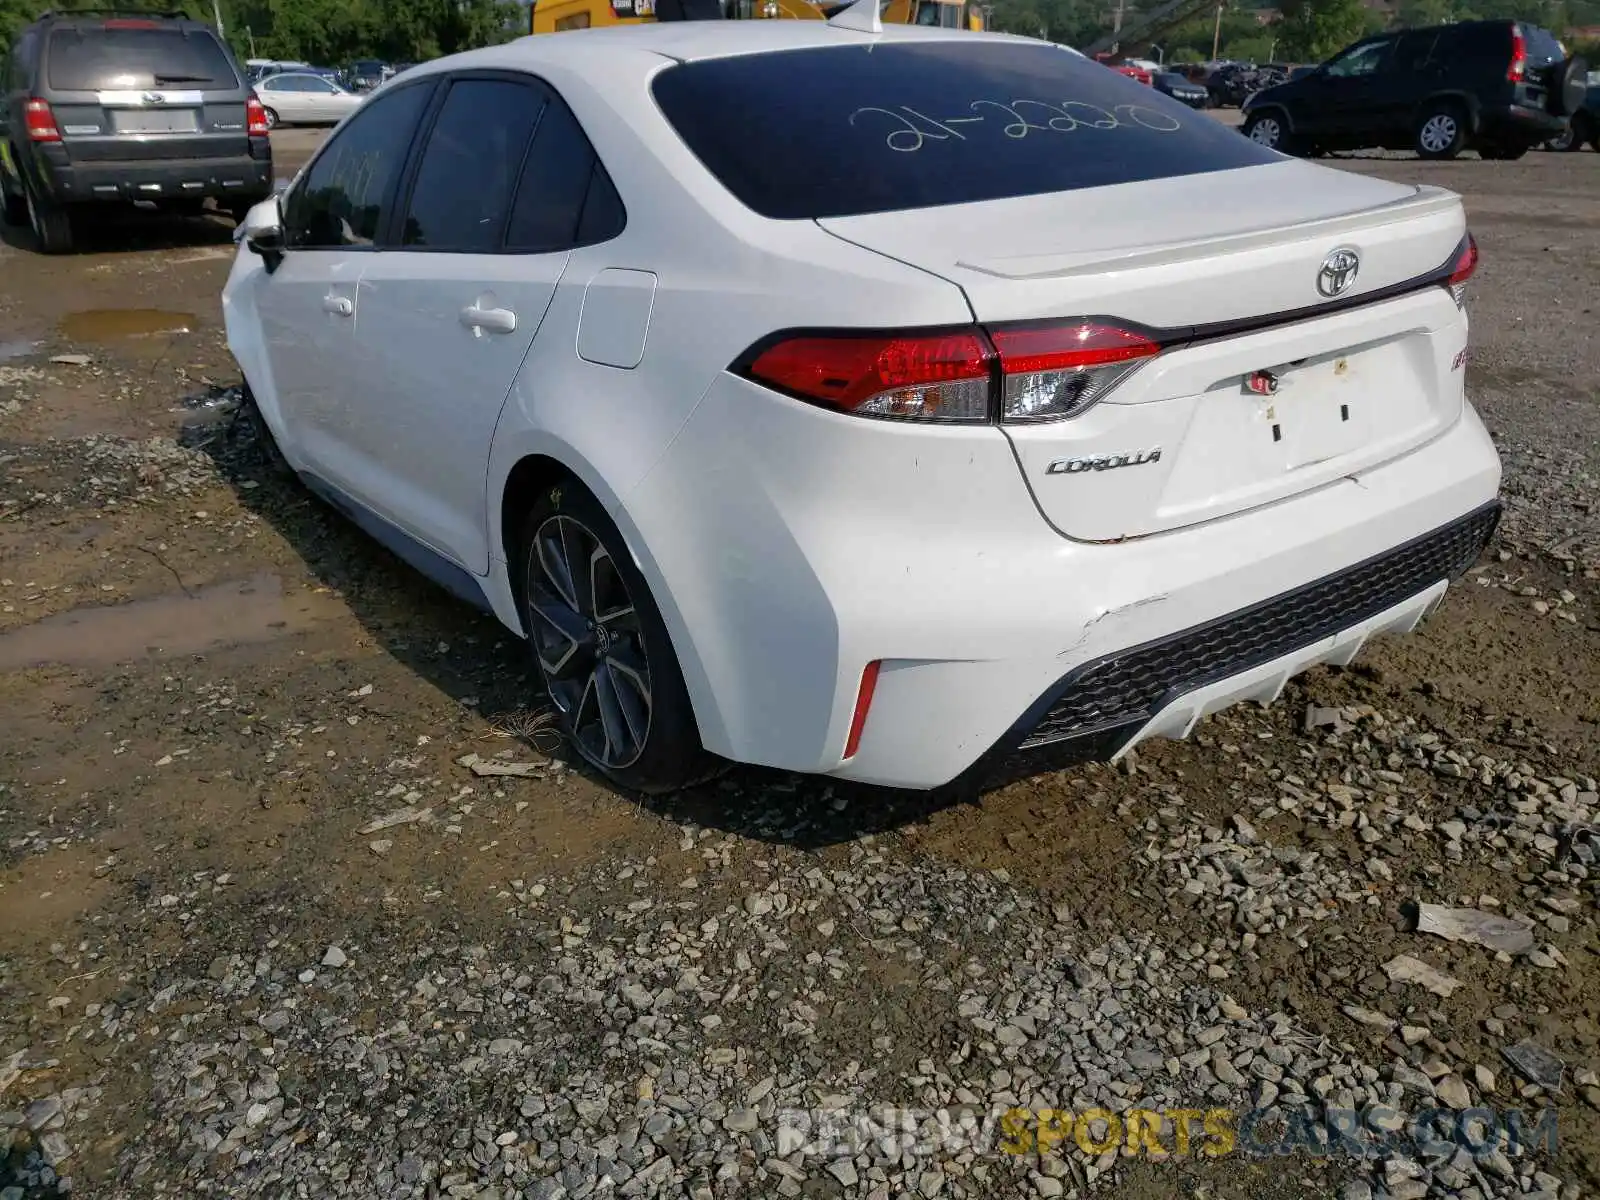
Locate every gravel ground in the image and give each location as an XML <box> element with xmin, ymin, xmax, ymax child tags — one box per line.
<box><xmin>0</xmin><ymin>140</ymin><xmax>1596</xmax><ymax>1200</ymax></box>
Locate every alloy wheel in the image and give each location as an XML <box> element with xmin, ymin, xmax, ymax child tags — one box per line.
<box><xmin>1420</xmin><ymin>114</ymin><xmax>1458</xmax><ymax>154</ymax></box>
<box><xmin>1249</xmin><ymin>116</ymin><xmax>1281</xmax><ymax>147</ymax></box>
<box><xmin>524</xmin><ymin>514</ymin><xmax>652</xmax><ymax>770</ymax></box>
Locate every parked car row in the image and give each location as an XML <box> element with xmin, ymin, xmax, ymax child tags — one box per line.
<box><xmin>1241</xmin><ymin>19</ymin><xmax>1588</xmax><ymax>162</ymax></box>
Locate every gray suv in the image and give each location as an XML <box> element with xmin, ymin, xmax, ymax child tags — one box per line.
<box><xmin>0</xmin><ymin>9</ymin><xmax>273</xmax><ymax>253</ymax></box>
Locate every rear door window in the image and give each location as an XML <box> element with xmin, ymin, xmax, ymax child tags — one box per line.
<box><xmin>45</xmin><ymin>26</ymin><xmax>239</xmax><ymax>91</ymax></box>
<box><xmin>650</xmin><ymin>41</ymin><xmax>1280</xmax><ymax>221</ymax></box>
<box><xmin>400</xmin><ymin>78</ymin><xmax>548</xmax><ymax>252</ymax></box>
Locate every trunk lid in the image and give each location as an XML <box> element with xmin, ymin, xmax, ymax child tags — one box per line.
<box><xmin>818</xmin><ymin>160</ymin><xmax>1470</xmax><ymax>542</ymax></box>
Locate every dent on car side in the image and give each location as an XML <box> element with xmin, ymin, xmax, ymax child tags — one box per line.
<box><xmin>481</xmin><ymin>53</ymin><xmax>981</xmax><ymax>759</ymax></box>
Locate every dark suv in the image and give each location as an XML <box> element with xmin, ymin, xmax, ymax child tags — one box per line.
<box><xmin>1241</xmin><ymin>20</ymin><xmax>1588</xmax><ymax>160</ymax></box>
<box><xmin>0</xmin><ymin>9</ymin><xmax>272</xmax><ymax>253</ymax></box>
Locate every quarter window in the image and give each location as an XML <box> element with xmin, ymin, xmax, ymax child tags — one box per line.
<box><xmin>401</xmin><ymin>79</ymin><xmax>547</xmax><ymax>252</ymax></box>
<box><xmin>505</xmin><ymin>93</ymin><xmax>626</xmax><ymax>252</ymax></box>
<box><xmin>283</xmin><ymin>81</ymin><xmax>431</xmax><ymax>249</ymax></box>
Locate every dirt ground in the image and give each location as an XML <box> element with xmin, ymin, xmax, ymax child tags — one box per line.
<box><xmin>0</xmin><ymin>129</ymin><xmax>1597</xmax><ymax>1200</ymax></box>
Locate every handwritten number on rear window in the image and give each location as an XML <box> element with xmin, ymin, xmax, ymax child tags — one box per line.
<box><xmin>849</xmin><ymin>100</ymin><xmax>1182</xmax><ymax>152</ymax></box>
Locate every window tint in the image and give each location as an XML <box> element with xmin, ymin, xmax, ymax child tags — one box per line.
<box><xmin>505</xmin><ymin>94</ymin><xmax>625</xmax><ymax>252</ymax></box>
<box><xmin>1392</xmin><ymin>32</ymin><xmax>1435</xmax><ymax>74</ymax></box>
<box><xmin>45</xmin><ymin>27</ymin><xmax>238</xmax><ymax>90</ymax></box>
<box><xmin>651</xmin><ymin>42</ymin><xmax>1279</xmax><ymax>221</ymax></box>
<box><xmin>1325</xmin><ymin>39</ymin><xmax>1391</xmax><ymax>77</ymax></box>
<box><xmin>575</xmin><ymin>164</ymin><xmax>625</xmax><ymax>244</ymax></box>
<box><xmin>284</xmin><ymin>82</ymin><xmax>431</xmax><ymax>249</ymax></box>
<box><xmin>1439</xmin><ymin>23</ymin><xmax>1507</xmax><ymax>67</ymax></box>
<box><xmin>402</xmin><ymin>79</ymin><xmax>547</xmax><ymax>252</ymax></box>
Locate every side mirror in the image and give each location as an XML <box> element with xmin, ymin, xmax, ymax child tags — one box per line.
<box><xmin>239</xmin><ymin>196</ymin><xmax>286</xmax><ymax>273</ymax></box>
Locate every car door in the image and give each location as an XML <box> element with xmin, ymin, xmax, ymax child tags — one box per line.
<box><xmin>339</xmin><ymin>73</ymin><xmax>604</xmax><ymax>573</ymax></box>
<box><xmin>1296</xmin><ymin>37</ymin><xmax>1395</xmax><ymax>145</ymax></box>
<box><xmin>1369</xmin><ymin>30</ymin><xmax>1435</xmax><ymax>143</ymax></box>
<box><xmin>249</xmin><ymin>78</ymin><xmax>434</xmax><ymax>479</ymax></box>
<box><xmin>298</xmin><ymin>74</ymin><xmax>347</xmax><ymax>123</ymax></box>
<box><xmin>258</xmin><ymin>75</ymin><xmax>299</xmax><ymax>122</ymax></box>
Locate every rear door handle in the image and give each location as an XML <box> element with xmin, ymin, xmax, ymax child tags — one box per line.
<box><xmin>460</xmin><ymin>305</ymin><xmax>517</xmax><ymax>335</ymax></box>
<box><xmin>322</xmin><ymin>295</ymin><xmax>353</xmax><ymax>317</ymax></box>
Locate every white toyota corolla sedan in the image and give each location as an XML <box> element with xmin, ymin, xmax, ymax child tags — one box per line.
<box><xmin>223</xmin><ymin>15</ymin><xmax>1502</xmax><ymax>794</ymax></box>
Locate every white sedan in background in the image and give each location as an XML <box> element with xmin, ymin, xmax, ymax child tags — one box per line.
<box><xmin>253</xmin><ymin>72</ymin><xmax>364</xmax><ymax>128</ymax></box>
<box><xmin>223</xmin><ymin>15</ymin><xmax>1501</xmax><ymax>795</ymax></box>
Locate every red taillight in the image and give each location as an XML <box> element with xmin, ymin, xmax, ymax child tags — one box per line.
<box><xmin>1508</xmin><ymin>25</ymin><xmax>1526</xmax><ymax>82</ymax></box>
<box><xmin>843</xmin><ymin>660</ymin><xmax>881</xmax><ymax>761</ymax></box>
<box><xmin>745</xmin><ymin>330</ymin><xmax>992</xmax><ymax>422</ymax></box>
<box><xmin>989</xmin><ymin>322</ymin><xmax>1160</xmax><ymax>374</ymax></box>
<box><xmin>741</xmin><ymin>321</ymin><xmax>1160</xmax><ymax>424</ymax></box>
<box><xmin>1447</xmin><ymin>234</ymin><xmax>1479</xmax><ymax>286</ymax></box>
<box><xmin>1445</xmin><ymin>232</ymin><xmax>1478</xmax><ymax>308</ymax></box>
<box><xmin>246</xmin><ymin>96</ymin><xmax>270</xmax><ymax>136</ymax></box>
<box><xmin>990</xmin><ymin>322</ymin><xmax>1161</xmax><ymax>422</ymax></box>
<box><xmin>24</xmin><ymin>99</ymin><xmax>61</xmax><ymax>143</ymax></box>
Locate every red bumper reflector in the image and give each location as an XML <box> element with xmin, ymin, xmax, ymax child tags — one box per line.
<box><xmin>843</xmin><ymin>660</ymin><xmax>881</xmax><ymax>761</ymax></box>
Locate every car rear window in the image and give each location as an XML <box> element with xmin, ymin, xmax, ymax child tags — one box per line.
<box><xmin>46</xmin><ymin>26</ymin><xmax>238</xmax><ymax>91</ymax></box>
<box><xmin>651</xmin><ymin>41</ymin><xmax>1280</xmax><ymax>220</ymax></box>
<box><xmin>1519</xmin><ymin>25</ymin><xmax>1563</xmax><ymax>66</ymax></box>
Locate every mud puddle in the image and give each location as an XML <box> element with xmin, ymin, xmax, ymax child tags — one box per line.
<box><xmin>58</xmin><ymin>309</ymin><xmax>196</xmax><ymax>342</ymax></box>
<box><xmin>0</xmin><ymin>573</ymin><xmax>341</xmax><ymax>672</ymax></box>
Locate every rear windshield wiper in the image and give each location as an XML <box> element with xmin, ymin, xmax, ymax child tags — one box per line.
<box><xmin>153</xmin><ymin>73</ymin><xmax>212</xmax><ymax>83</ymax></box>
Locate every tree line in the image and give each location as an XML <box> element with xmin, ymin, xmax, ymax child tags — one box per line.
<box><xmin>2</xmin><ymin>0</ymin><xmax>1593</xmax><ymax>82</ymax></box>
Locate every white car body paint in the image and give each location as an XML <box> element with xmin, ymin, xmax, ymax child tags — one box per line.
<box><xmin>223</xmin><ymin>21</ymin><xmax>1502</xmax><ymax>790</ymax></box>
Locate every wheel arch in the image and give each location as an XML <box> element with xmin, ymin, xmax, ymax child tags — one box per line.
<box><xmin>1413</xmin><ymin>91</ymin><xmax>1480</xmax><ymax>133</ymax></box>
<box><xmin>492</xmin><ymin>443</ymin><xmax>732</xmax><ymax>757</ymax></box>
<box><xmin>1246</xmin><ymin>102</ymin><xmax>1296</xmax><ymax>132</ymax></box>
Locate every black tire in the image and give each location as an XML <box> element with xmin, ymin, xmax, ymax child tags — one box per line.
<box><xmin>263</xmin><ymin>107</ymin><xmax>280</xmax><ymax>130</ymax></box>
<box><xmin>517</xmin><ymin>481</ymin><xmax>714</xmax><ymax>794</ymax></box>
<box><xmin>23</xmin><ymin>177</ymin><xmax>74</xmax><ymax>254</ymax></box>
<box><xmin>1561</xmin><ymin>114</ymin><xmax>1594</xmax><ymax>153</ymax></box>
<box><xmin>1</xmin><ymin>152</ymin><xmax>26</xmax><ymax>226</ymax></box>
<box><xmin>1242</xmin><ymin>110</ymin><xmax>1295</xmax><ymax>154</ymax></box>
<box><xmin>1547</xmin><ymin>125</ymin><xmax>1578</xmax><ymax>151</ymax></box>
<box><xmin>1415</xmin><ymin>102</ymin><xmax>1467</xmax><ymax>160</ymax></box>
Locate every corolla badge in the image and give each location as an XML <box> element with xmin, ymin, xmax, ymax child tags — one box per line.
<box><xmin>1316</xmin><ymin>247</ymin><xmax>1360</xmax><ymax>298</ymax></box>
<box><xmin>1045</xmin><ymin>447</ymin><xmax>1162</xmax><ymax>475</ymax></box>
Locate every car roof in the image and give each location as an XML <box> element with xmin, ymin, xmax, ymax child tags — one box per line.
<box><xmin>403</xmin><ymin>20</ymin><xmax>1040</xmax><ymax>78</ymax></box>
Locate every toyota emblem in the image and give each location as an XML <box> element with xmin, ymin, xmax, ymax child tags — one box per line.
<box><xmin>1317</xmin><ymin>247</ymin><xmax>1360</xmax><ymax>298</ymax></box>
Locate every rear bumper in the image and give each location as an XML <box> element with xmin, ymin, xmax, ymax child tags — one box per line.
<box><xmin>1478</xmin><ymin>103</ymin><xmax>1566</xmax><ymax>142</ymax></box>
<box><xmin>624</xmin><ymin>373</ymin><xmax>1503</xmax><ymax>790</ymax></box>
<box><xmin>966</xmin><ymin>500</ymin><xmax>1497</xmax><ymax>780</ymax></box>
<box><xmin>34</xmin><ymin>147</ymin><xmax>273</xmax><ymax>206</ymax></box>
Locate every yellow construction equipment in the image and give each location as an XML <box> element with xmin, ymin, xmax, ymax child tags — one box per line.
<box><xmin>529</xmin><ymin>0</ymin><xmax>983</xmax><ymax>36</ymax></box>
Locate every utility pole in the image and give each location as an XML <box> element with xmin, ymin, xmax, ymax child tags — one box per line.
<box><xmin>1211</xmin><ymin>1</ymin><xmax>1223</xmax><ymax>59</ymax></box>
<box><xmin>212</xmin><ymin>0</ymin><xmax>225</xmax><ymax>36</ymax></box>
